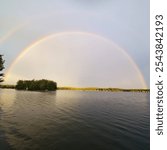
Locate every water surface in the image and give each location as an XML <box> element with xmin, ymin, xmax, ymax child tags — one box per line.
<box><xmin>0</xmin><ymin>89</ymin><xmax>149</xmax><ymax>150</ymax></box>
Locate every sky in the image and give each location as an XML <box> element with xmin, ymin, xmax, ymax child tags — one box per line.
<box><xmin>0</xmin><ymin>0</ymin><xmax>149</xmax><ymax>88</ymax></box>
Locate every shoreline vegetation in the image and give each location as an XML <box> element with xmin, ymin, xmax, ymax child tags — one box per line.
<box><xmin>15</xmin><ymin>79</ymin><xmax>57</xmax><ymax>91</ymax></box>
<box><xmin>57</xmin><ymin>87</ymin><xmax>150</xmax><ymax>92</ymax></box>
<box><xmin>0</xmin><ymin>85</ymin><xmax>150</xmax><ymax>92</ymax></box>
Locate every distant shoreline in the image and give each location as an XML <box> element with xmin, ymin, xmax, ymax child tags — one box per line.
<box><xmin>0</xmin><ymin>85</ymin><xmax>150</xmax><ymax>92</ymax></box>
<box><xmin>57</xmin><ymin>87</ymin><xmax>150</xmax><ymax>92</ymax></box>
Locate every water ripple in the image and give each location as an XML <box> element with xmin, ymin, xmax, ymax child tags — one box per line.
<box><xmin>0</xmin><ymin>89</ymin><xmax>149</xmax><ymax>150</ymax></box>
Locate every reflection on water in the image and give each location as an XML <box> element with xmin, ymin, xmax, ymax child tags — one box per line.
<box><xmin>0</xmin><ymin>89</ymin><xmax>149</xmax><ymax>150</ymax></box>
<box><xmin>0</xmin><ymin>89</ymin><xmax>16</xmax><ymax>110</ymax></box>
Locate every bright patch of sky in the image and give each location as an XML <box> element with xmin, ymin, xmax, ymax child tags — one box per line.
<box><xmin>0</xmin><ymin>0</ymin><xmax>149</xmax><ymax>88</ymax></box>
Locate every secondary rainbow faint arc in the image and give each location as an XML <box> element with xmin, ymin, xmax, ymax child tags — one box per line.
<box><xmin>5</xmin><ymin>31</ymin><xmax>147</xmax><ymax>88</ymax></box>
<box><xmin>0</xmin><ymin>22</ymin><xmax>28</xmax><ymax>44</ymax></box>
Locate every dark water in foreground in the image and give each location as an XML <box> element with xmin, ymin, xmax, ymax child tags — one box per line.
<box><xmin>0</xmin><ymin>89</ymin><xmax>149</xmax><ymax>150</ymax></box>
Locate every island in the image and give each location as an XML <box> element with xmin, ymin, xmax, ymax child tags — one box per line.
<box><xmin>15</xmin><ymin>79</ymin><xmax>57</xmax><ymax>91</ymax></box>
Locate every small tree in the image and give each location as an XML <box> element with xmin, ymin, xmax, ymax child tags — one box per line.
<box><xmin>0</xmin><ymin>54</ymin><xmax>5</xmax><ymax>82</ymax></box>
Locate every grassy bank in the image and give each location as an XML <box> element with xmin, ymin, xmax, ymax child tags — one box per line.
<box><xmin>0</xmin><ymin>85</ymin><xmax>15</xmax><ymax>89</ymax></box>
<box><xmin>57</xmin><ymin>87</ymin><xmax>150</xmax><ymax>92</ymax></box>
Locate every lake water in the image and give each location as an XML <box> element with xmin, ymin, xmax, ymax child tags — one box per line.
<box><xmin>0</xmin><ymin>89</ymin><xmax>149</xmax><ymax>150</ymax></box>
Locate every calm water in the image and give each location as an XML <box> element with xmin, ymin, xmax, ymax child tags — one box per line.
<box><xmin>0</xmin><ymin>89</ymin><xmax>149</xmax><ymax>150</ymax></box>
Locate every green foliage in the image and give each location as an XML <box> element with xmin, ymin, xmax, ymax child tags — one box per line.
<box><xmin>0</xmin><ymin>54</ymin><xmax>5</xmax><ymax>82</ymax></box>
<box><xmin>16</xmin><ymin>79</ymin><xmax>57</xmax><ymax>91</ymax></box>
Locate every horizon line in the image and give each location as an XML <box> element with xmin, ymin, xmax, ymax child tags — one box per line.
<box><xmin>0</xmin><ymin>84</ymin><xmax>150</xmax><ymax>90</ymax></box>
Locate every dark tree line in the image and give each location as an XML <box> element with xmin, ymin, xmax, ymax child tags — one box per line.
<box><xmin>0</xmin><ymin>54</ymin><xmax>5</xmax><ymax>82</ymax></box>
<box><xmin>16</xmin><ymin>79</ymin><xmax>57</xmax><ymax>91</ymax></box>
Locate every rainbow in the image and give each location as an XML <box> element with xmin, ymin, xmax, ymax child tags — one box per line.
<box><xmin>0</xmin><ymin>22</ymin><xmax>28</xmax><ymax>44</ymax></box>
<box><xmin>5</xmin><ymin>31</ymin><xmax>147</xmax><ymax>88</ymax></box>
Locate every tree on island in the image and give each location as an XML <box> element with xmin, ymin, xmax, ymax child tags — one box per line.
<box><xmin>0</xmin><ymin>54</ymin><xmax>5</xmax><ymax>82</ymax></box>
<box><xmin>16</xmin><ymin>79</ymin><xmax>57</xmax><ymax>91</ymax></box>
